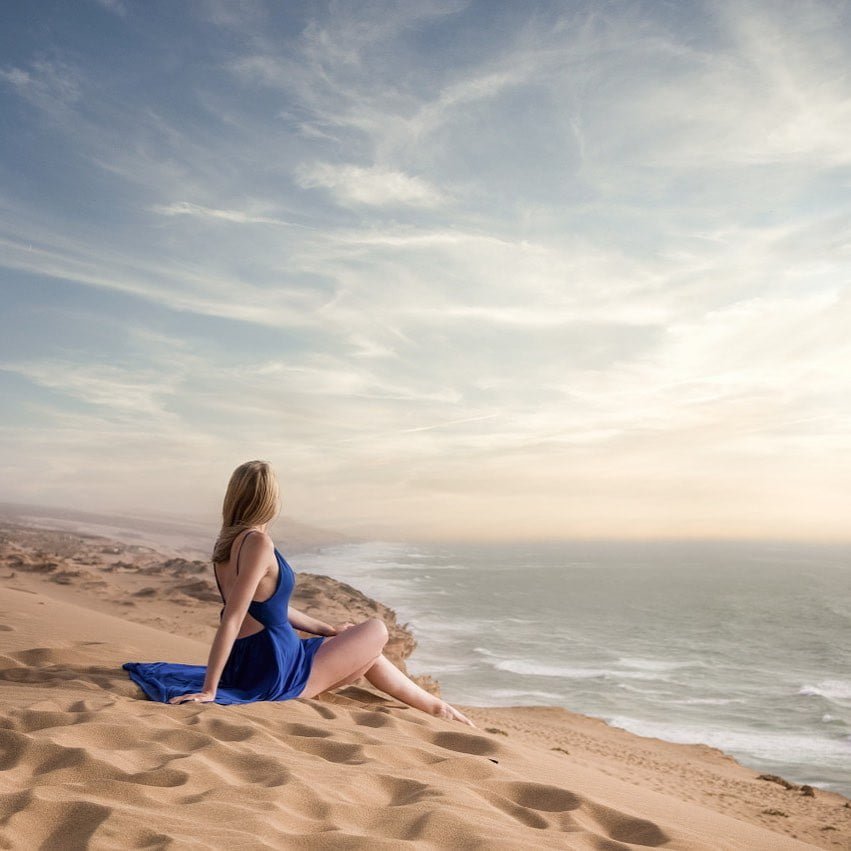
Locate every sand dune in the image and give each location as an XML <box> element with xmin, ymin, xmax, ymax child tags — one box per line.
<box><xmin>0</xmin><ymin>522</ymin><xmax>848</xmax><ymax>849</ymax></box>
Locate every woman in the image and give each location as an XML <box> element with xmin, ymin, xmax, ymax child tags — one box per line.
<box><xmin>123</xmin><ymin>460</ymin><xmax>475</xmax><ymax>727</ymax></box>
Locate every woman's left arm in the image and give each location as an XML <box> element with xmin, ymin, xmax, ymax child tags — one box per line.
<box><xmin>287</xmin><ymin>606</ymin><xmax>346</xmax><ymax>637</ymax></box>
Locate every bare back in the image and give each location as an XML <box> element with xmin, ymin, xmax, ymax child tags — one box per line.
<box><xmin>212</xmin><ymin>529</ymin><xmax>279</xmax><ymax>639</ymax></box>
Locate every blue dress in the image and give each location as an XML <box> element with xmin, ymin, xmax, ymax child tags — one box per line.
<box><xmin>122</xmin><ymin>535</ymin><xmax>327</xmax><ymax>705</ymax></box>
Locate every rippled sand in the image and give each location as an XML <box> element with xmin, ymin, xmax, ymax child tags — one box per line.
<box><xmin>0</xmin><ymin>518</ymin><xmax>847</xmax><ymax>849</ymax></box>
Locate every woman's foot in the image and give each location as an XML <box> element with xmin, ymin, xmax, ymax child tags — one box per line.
<box><xmin>432</xmin><ymin>699</ymin><xmax>477</xmax><ymax>727</ymax></box>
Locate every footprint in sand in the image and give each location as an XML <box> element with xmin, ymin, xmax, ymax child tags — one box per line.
<box><xmin>372</xmin><ymin>775</ymin><xmax>446</xmax><ymax>807</ymax></box>
<box><xmin>474</xmin><ymin>779</ymin><xmax>671</xmax><ymax>848</ymax></box>
<box><xmin>196</xmin><ymin>744</ymin><xmax>291</xmax><ymax>787</ymax></box>
<box><xmin>280</xmin><ymin>722</ymin><xmax>334</xmax><ymax>739</ymax></box>
<box><xmin>191</xmin><ymin>716</ymin><xmax>255</xmax><ymax>743</ymax></box>
<box><xmin>305</xmin><ymin>701</ymin><xmax>338</xmax><ymax>721</ymax></box>
<box><xmin>580</xmin><ymin>798</ymin><xmax>672</xmax><ymax>847</ymax></box>
<box><xmin>350</xmin><ymin>709</ymin><xmax>401</xmax><ymax>730</ymax></box>
<box><xmin>488</xmin><ymin>779</ymin><xmax>582</xmax><ymax>813</ymax></box>
<box><xmin>127</xmin><ymin>766</ymin><xmax>190</xmax><ymax>788</ymax></box>
<box><xmin>473</xmin><ymin>780</ymin><xmax>583</xmax><ymax>832</ymax></box>
<box><xmin>150</xmin><ymin>727</ymin><xmax>213</xmax><ymax>753</ymax></box>
<box><xmin>285</xmin><ymin>736</ymin><xmax>370</xmax><ymax>765</ymax></box>
<box><xmin>6</xmin><ymin>707</ymin><xmax>82</xmax><ymax>734</ymax></box>
<box><xmin>430</xmin><ymin>730</ymin><xmax>503</xmax><ymax>757</ymax></box>
<box><xmin>6</xmin><ymin>797</ymin><xmax>113</xmax><ymax>850</ymax></box>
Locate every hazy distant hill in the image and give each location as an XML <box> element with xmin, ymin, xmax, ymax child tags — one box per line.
<box><xmin>0</xmin><ymin>501</ymin><xmax>357</xmax><ymax>561</ymax></box>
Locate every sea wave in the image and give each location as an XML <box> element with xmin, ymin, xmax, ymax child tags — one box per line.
<box><xmin>301</xmin><ymin>537</ymin><xmax>850</xmax><ymax>795</ymax></box>
<box><xmin>615</xmin><ymin>682</ymin><xmax>674</xmax><ymax>695</ymax></box>
<box><xmin>492</xmin><ymin>658</ymin><xmax>668</xmax><ymax>681</ymax></box>
<box><xmin>616</xmin><ymin>656</ymin><xmax>707</xmax><ymax>672</ymax></box>
<box><xmin>799</xmin><ymin>679</ymin><xmax>851</xmax><ymax>700</ymax></box>
<box><xmin>489</xmin><ymin>688</ymin><xmax>568</xmax><ymax>701</ymax></box>
<box><xmin>604</xmin><ymin>715</ymin><xmax>851</xmax><ymax>763</ymax></box>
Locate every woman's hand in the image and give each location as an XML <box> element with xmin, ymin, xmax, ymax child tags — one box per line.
<box><xmin>168</xmin><ymin>690</ymin><xmax>216</xmax><ymax>705</ymax></box>
<box><xmin>329</xmin><ymin>622</ymin><xmax>356</xmax><ymax>635</ymax></box>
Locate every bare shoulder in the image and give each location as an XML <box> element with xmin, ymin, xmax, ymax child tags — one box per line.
<box><xmin>227</xmin><ymin>532</ymin><xmax>273</xmax><ymax>589</ymax></box>
<box><xmin>240</xmin><ymin>529</ymin><xmax>275</xmax><ymax>558</ymax></box>
<box><xmin>226</xmin><ymin>528</ymin><xmax>274</xmax><ymax>565</ymax></box>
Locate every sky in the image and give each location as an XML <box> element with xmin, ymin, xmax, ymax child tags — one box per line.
<box><xmin>1</xmin><ymin>0</ymin><xmax>849</xmax><ymax>543</ymax></box>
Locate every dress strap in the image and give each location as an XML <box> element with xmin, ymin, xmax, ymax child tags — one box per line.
<box><xmin>212</xmin><ymin>562</ymin><xmax>225</xmax><ymax>602</ymax></box>
<box><xmin>213</xmin><ymin>529</ymin><xmax>257</xmax><ymax>619</ymax></box>
<box><xmin>234</xmin><ymin>529</ymin><xmax>256</xmax><ymax>576</ymax></box>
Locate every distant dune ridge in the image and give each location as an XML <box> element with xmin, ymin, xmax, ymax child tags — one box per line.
<box><xmin>0</xmin><ymin>500</ymin><xmax>356</xmax><ymax>562</ymax></box>
<box><xmin>0</xmin><ymin>508</ymin><xmax>848</xmax><ymax>849</ymax></box>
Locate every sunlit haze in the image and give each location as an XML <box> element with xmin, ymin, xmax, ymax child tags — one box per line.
<box><xmin>1</xmin><ymin>1</ymin><xmax>849</xmax><ymax>542</ymax></box>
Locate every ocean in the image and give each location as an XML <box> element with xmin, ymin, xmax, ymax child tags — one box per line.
<box><xmin>293</xmin><ymin>539</ymin><xmax>851</xmax><ymax>798</ymax></box>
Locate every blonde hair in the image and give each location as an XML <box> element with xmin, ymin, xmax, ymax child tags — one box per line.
<box><xmin>211</xmin><ymin>460</ymin><xmax>280</xmax><ymax>564</ymax></box>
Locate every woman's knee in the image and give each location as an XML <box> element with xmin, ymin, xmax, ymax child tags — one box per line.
<box><xmin>350</xmin><ymin>617</ymin><xmax>388</xmax><ymax>652</ymax></box>
<box><xmin>297</xmin><ymin>619</ymin><xmax>388</xmax><ymax>699</ymax></box>
<box><xmin>366</xmin><ymin>617</ymin><xmax>389</xmax><ymax>647</ymax></box>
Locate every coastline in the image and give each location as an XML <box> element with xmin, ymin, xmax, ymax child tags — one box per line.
<box><xmin>0</xmin><ymin>514</ymin><xmax>847</xmax><ymax>848</ymax></box>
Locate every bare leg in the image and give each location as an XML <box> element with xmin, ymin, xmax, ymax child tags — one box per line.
<box><xmin>361</xmin><ymin>654</ymin><xmax>477</xmax><ymax>728</ymax></box>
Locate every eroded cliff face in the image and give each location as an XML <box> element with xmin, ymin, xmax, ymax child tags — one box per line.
<box><xmin>0</xmin><ymin>520</ymin><xmax>440</xmax><ymax>698</ymax></box>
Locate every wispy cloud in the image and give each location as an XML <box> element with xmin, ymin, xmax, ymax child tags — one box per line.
<box><xmin>1</xmin><ymin>0</ymin><xmax>849</xmax><ymax>540</ymax></box>
<box><xmin>91</xmin><ymin>0</ymin><xmax>128</xmax><ymax>16</ymax></box>
<box><xmin>150</xmin><ymin>201</ymin><xmax>309</xmax><ymax>228</ymax></box>
<box><xmin>1</xmin><ymin>359</ymin><xmax>179</xmax><ymax>419</ymax></box>
<box><xmin>0</xmin><ymin>58</ymin><xmax>82</xmax><ymax>116</ymax></box>
<box><xmin>294</xmin><ymin>162</ymin><xmax>445</xmax><ymax>207</ymax></box>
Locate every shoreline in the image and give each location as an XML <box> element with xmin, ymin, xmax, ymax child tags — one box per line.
<box><xmin>0</xmin><ymin>512</ymin><xmax>848</xmax><ymax>848</ymax></box>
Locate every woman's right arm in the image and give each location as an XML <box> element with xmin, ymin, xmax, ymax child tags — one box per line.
<box><xmin>169</xmin><ymin>532</ymin><xmax>274</xmax><ymax>704</ymax></box>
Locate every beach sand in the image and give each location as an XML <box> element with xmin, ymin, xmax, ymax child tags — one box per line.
<box><xmin>0</xmin><ymin>518</ymin><xmax>848</xmax><ymax>849</ymax></box>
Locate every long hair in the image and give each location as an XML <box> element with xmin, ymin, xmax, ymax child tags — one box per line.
<box><xmin>211</xmin><ymin>460</ymin><xmax>280</xmax><ymax>564</ymax></box>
